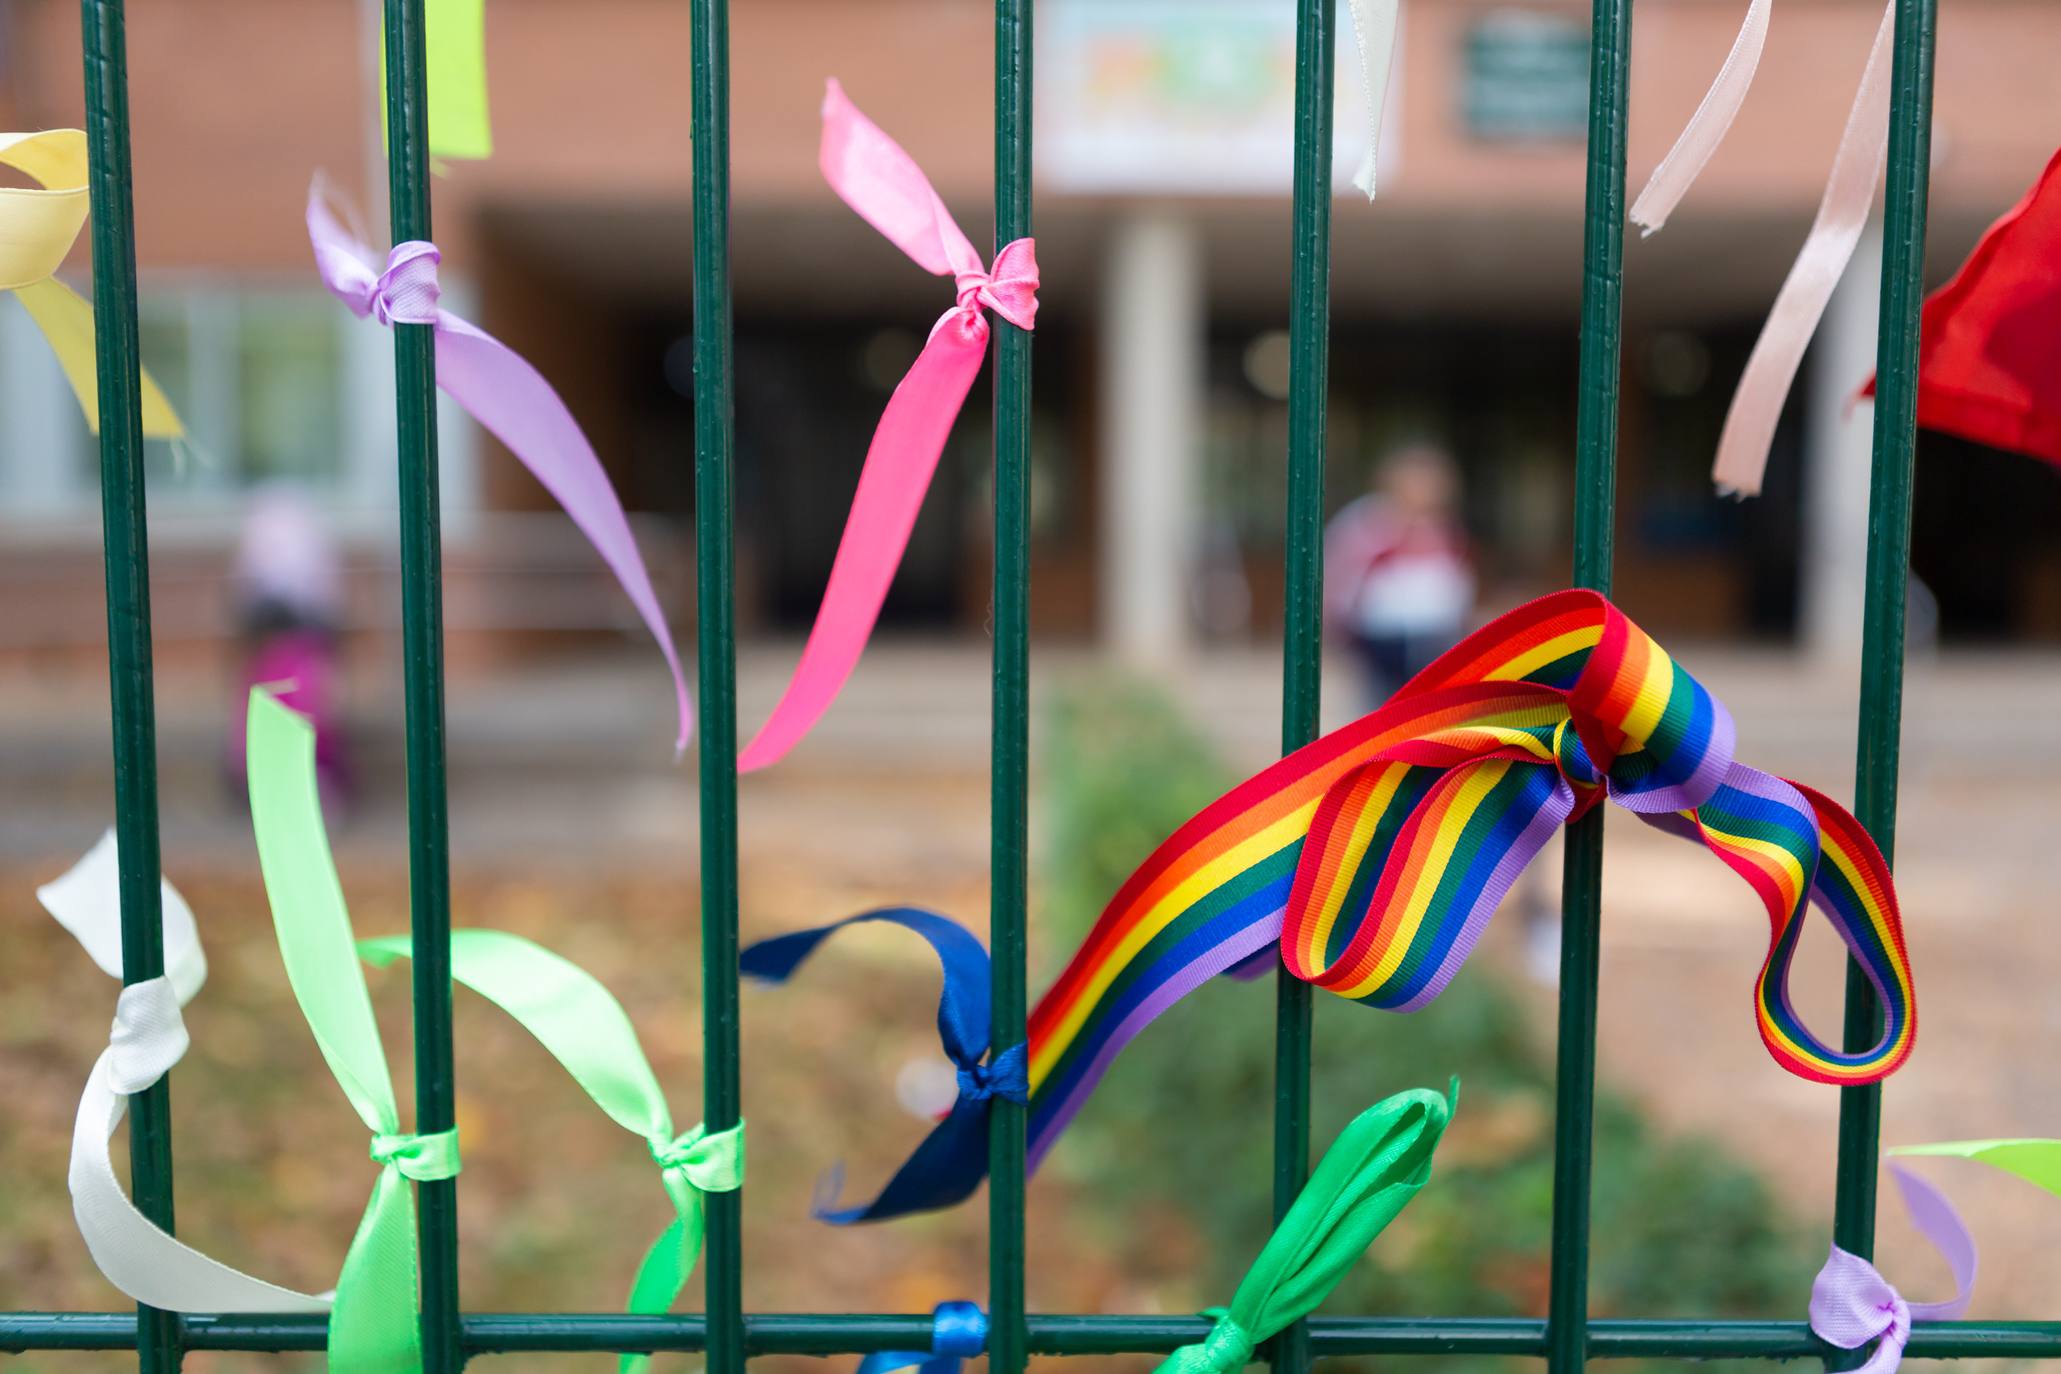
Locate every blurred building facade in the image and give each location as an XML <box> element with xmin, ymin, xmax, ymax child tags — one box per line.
<box><xmin>2</xmin><ymin>0</ymin><xmax>2058</xmax><ymax>671</ymax></box>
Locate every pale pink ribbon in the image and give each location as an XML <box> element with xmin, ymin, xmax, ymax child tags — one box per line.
<box><xmin>737</xmin><ymin>79</ymin><xmax>1038</xmax><ymax>773</ymax></box>
<box><xmin>1810</xmin><ymin>1163</ymin><xmax>1977</xmax><ymax>1374</ymax></box>
<box><xmin>307</xmin><ymin>185</ymin><xmax>693</xmax><ymax>753</ymax></box>
<box><xmin>1711</xmin><ymin>0</ymin><xmax>1895</xmax><ymax>496</ymax></box>
<box><xmin>1629</xmin><ymin>0</ymin><xmax>1772</xmax><ymax>235</ymax></box>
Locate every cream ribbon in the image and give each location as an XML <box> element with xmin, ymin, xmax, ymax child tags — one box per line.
<box><xmin>1344</xmin><ymin>0</ymin><xmax>1402</xmax><ymax>199</ymax></box>
<box><xmin>38</xmin><ymin>830</ymin><xmax>331</xmax><ymax>1313</ymax></box>
<box><xmin>0</xmin><ymin>131</ymin><xmax>182</xmax><ymax>437</ymax></box>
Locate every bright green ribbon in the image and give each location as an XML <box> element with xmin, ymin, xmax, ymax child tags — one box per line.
<box><xmin>248</xmin><ymin>687</ymin><xmax>460</xmax><ymax>1374</ymax></box>
<box><xmin>1155</xmin><ymin>1082</ymin><xmax>1456</xmax><ymax>1374</ymax></box>
<box><xmin>356</xmin><ymin>927</ymin><xmax>743</xmax><ymax>1374</ymax></box>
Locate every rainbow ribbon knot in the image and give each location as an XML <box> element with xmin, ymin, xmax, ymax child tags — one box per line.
<box><xmin>1026</xmin><ymin>590</ymin><xmax>1913</xmax><ymax>1188</ymax></box>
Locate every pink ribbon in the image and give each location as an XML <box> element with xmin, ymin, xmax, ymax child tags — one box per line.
<box><xmin>1628</xmin><ymin>0</ymin><xmax>1771</xmax><ymax>236</ymax></box>
<box><xmin>1711</xmin><ymin>0</ymin><xmax>1894</xmax><ymax>496</ymax></box>
<box><xmin>1810</xmin><ymin>1163</ymin><xmax>1977</xmax><ymax>1374</ymax></box>
<box><xmin>307</xmin><ymin>186</ymin><xmax>693</xmax><ymax>753</ymax></box>
<box><xmin>736</xmin><ymin>79</ymin><xmax>1037</xmax><ymax>773</ymax></box>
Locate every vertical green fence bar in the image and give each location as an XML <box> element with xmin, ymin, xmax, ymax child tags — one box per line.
<box><xmin>379</xmin><ymin>2</ymin><xmax>462</xmax><ymax>1369</ymax></box>
<box><xmin>78</xmin><ymin>2</ymin><xmax>179</xmax><ymax>1371</ymax></box>
<box><xmin>1274</xmin><ymin>2</ymin><xmax>1333</xmax><ymax>1371</ymax></box>
<box><xmin>1834</xmin><ymin>0</ymin><xmax>1937</xmax><ymax>1269</ymax></box>
<box><xmin>989</xmin><ymin>2</ymin><xmax>1034</xmax><ymax>1372</ymax></box>
<box><xmin>1546</xmin><ymin>0</ymin><xmax>1631</xmax><ymax>1371</ymax></box>
<box><xmin>690</xmin><ymin>0</ymin><xmax>745</xmax><ymax>1369</ymax></box>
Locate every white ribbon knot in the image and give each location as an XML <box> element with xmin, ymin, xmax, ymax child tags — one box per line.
<box><xmin>107</xmin><ymin>976</ymin><xmax>188</xmax><ymax>1095</ymax></box>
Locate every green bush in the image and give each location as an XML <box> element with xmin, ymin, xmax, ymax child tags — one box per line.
<box><xmin>1038</xmin><ymin>676</ymin><xmax>1809</xmax><ymax>1373</ymax></box>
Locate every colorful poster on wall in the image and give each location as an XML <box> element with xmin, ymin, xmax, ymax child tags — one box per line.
<box><xmin>1037</xmin><ymin>0</ymin><xmax>1399</xmax><ymax>195</ymax></box>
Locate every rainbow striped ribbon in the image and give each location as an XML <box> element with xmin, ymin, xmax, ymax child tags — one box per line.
<box><xmin>1026</xmin><ymin>589</ymin><xmax>1914</xmax><ymax>1169</ymax></box>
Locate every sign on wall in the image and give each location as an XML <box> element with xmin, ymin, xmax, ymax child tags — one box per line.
<box><xmin>1038</xmin><ymin>0</ymin><xmax>1399</xmax><ymax>195</ymax></box>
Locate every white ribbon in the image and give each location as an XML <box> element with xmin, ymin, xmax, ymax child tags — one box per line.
<box><xmin>1629</xmin><ymin>0</ymin><xmax>1772</xmax><ymax>235</ymax></box>
<box><xmin>1711</xmin><ymin>0</ymin><xmax>1893</xmax><ymax>496</ymax></box>
<box><xmin>39</xmin><ymin>830</ymin><xmax>332</xmax><ymax>1313</ymax></box>
<box><xmin>1344</xmin><ymin>0</ymin><xmax>1402</xmax><ymax>199</ymax></box>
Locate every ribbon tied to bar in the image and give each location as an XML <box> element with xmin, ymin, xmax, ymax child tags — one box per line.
<box><xmin>741</xmin><ymin>907</ymin><xmax>1024</xmax><ymax>1223</ymax></box>
<box><xmin>248</xmin><ymin>687</ymin><xmax>465</xmax><ymax>1374</ymax></box>
<box><xmin>355</xmin><ymin>922</ymin><xmax>743</xmax><ymax>1374</ymax></box>
<box><xmin>737</xmin><ymin>80</ymin><xmax>1038</xmax><ymax>770</ymax></box>
<box><xmin>768</xmin><ymin>592</ymin><xmax>1917</xmax><ymax>1221</ymax></box>
<box><xmin>1155</xmin><ymin>1085</ymin><xmax>1454</xmax><ymax>1373</ymax></box>
<box><xmin>37</xmin><ymin>832</ymin><xmax>334</xmax><ymax>1315</ymax></box>
<box><xmin>857</xmin><ymin>1300</ymin><xmax>989</xmax><ymax>1374</ymax></box>
<box><xmin>0</xmin><ymin>130</ymin><xmax>183</xmax><ymax>439</ymax></box>
<box><xmin>308</xmin><ymin>183</ymin><xmax>692</xmax><ymax>751</ymax></box>
<box><xmin>1808</xmin><ymin>1161</ymin><xmax>1973</xmax><ymax>1374</ymax></box>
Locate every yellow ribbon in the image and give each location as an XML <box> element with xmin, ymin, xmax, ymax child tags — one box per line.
<box><xmin>0</xmin><ymin>129</ymin><xmax>181</xmax><ymax>438</ymax></box>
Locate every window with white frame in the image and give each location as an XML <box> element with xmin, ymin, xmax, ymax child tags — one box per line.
<box><xmin>0</xmin><ymin>281</ymin><xmax>475</xmax><ymax>531</ymax></box>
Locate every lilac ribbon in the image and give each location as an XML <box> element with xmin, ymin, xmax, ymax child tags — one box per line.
<box><xmin>308</xmin><ymin>185</ymin><xmax>692</xmax><ymax>753</ymax></box>
<box><xmin>1810</xmin><ymin>1163</ymin><xmax>1976</xmax><ymax>1374</ymax></box>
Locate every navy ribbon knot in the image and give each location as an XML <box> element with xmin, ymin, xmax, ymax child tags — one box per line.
<box><xmin>739</xmin><ymin>907</ymin><xmax>1020</xmax><ymax>1223</ymax></box>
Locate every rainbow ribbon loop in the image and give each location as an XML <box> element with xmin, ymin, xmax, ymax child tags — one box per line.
<box><xmin>856</xmin><ymin>1300</ymin><xmax>989</xmax><ymax>1374</ymax></box>
<box><xmin>1277</xmin><ymin>591</ymin><xmax>1914</xmax><ymax>1089</ymax></box>
<box><xmin>1154</xmin><ymin>1085</ymin><xmax>1455</xmax><ymax>1374</ymax></box>
<box><xmin>738</xmin><ymin>80</ymin><xmax>1038</xmax><ymax>770</ymax></box>
<box><xmin>740</xmin><ymin>907</ymin><xmax>1020</xmax><ymax>1223</ymax></box>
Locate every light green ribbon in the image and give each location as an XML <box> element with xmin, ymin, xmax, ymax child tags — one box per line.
<box><xmin>356</xmin><ymin>927</ymin><xmax>742</xmax><ymax>1374</ymax></box>
<box><xmin>1890</xmin><ymin>1139</ymin><xmax>2061</xmax><ymax>1196</ymax></box>
<box><xmin>248</xmin><ymin>687</ymin><xmax>460</xmax><ymax>1374</ymax></box>
<box><xmin>1155</xmin><ymin>1082</ymin><xmax>1456</xmax><ymax>1373</ymax></box>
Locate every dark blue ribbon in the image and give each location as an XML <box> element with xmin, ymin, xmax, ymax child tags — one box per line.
<box><xmin>855</xmin><ymin>1300</ymin><xmax>987</xmax><ymax>1374</ymax></box>
<box><xmin>739</xmin><ymin>907</ymin><xmax>1025</xmax><ymax>1223</ymax></box>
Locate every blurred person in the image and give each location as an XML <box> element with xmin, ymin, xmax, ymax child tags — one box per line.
<box><xmin>1324</xmin><ymin>444</ymin><xmax>1477</xmax><ymax>709</ymax></box>
<box><xmin>224</xmin><ymin>484</ymin><xmax>352</xmax><ymax>808</ymax></box>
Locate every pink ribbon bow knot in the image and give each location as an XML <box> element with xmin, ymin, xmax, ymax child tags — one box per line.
<box><xmin>307</xmin><ymin>183</ymin><xmax>694</xmax><ymax>753</ymax></box>
<box><xmin>737</xmin><ymin>80</ymin><xmax>1040</xmax><ymax>772</ymax></box>
<box><xmin>952</xmin><ymin>237</ymin><xmax>1039</xmax><ymax>332</ymax></box>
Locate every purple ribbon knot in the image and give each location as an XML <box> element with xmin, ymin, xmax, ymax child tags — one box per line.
<box><xmin>372</xmin><ymin>241</ymin><xmax>442</xmax><ymax>326</ymax></box>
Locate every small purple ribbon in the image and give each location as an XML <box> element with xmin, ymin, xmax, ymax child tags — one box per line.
<box><xmin>1809</xmin><ymin>1164</ymin><xmax>1977</xmax><ymax>1374</ymax></box>
<box><xmin>307</xmin><ymin>183</ymin><xmax>693</xmax><ymax>753</ymax></box>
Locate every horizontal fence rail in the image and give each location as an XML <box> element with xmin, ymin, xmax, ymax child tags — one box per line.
<box><xmin>11</xmin><ymin>0</ymin><xmax>1956</xmax><ymax>1363</ymax></box>
<box><xmin>10</xmin><ymin>1314</ymin><xmax>2061</xmax><ymax>1362</ymax></box>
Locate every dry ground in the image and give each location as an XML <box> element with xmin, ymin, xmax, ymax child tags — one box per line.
<box><xmin>3</xmin><ymin>639</ymin><xmax>2058</xmax><ymax>1371</ymax></box>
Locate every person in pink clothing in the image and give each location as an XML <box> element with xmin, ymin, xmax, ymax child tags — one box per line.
<box><xmin>224</xmin><ymin>485</ymin><xmax>352</xmax><ymax>808</ymax></box>
<box><xmin>1324</xmin><ymin>444</ymin><xmax>1477</xmax><ymax>709</ymax></box>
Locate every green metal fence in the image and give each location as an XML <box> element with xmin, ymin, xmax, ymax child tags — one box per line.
<box><xmin>17</xmin><ymin>0</ymin><xmax>2061</xmax><ymax>1369</ymax></box>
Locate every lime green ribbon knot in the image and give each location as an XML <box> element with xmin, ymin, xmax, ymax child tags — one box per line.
<box><xmin>649</xmin><ymin>1121</ymin><xmax>745</xmax><ymax>1222</ymax></box>
<box><xmin>249</xmin><ymin>687</ymin><xmax>741</xmax><ymax>1374</ymax></box>
<box><xmin>370</xmin><ymin>1128</ymin><xmax>461</xmax><ymax>1182</ymax></box>
<box><xmin>1154</xmin><ymin>1082</ymin><xmax>1457</xmax><ymax>1374</ymax></box>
